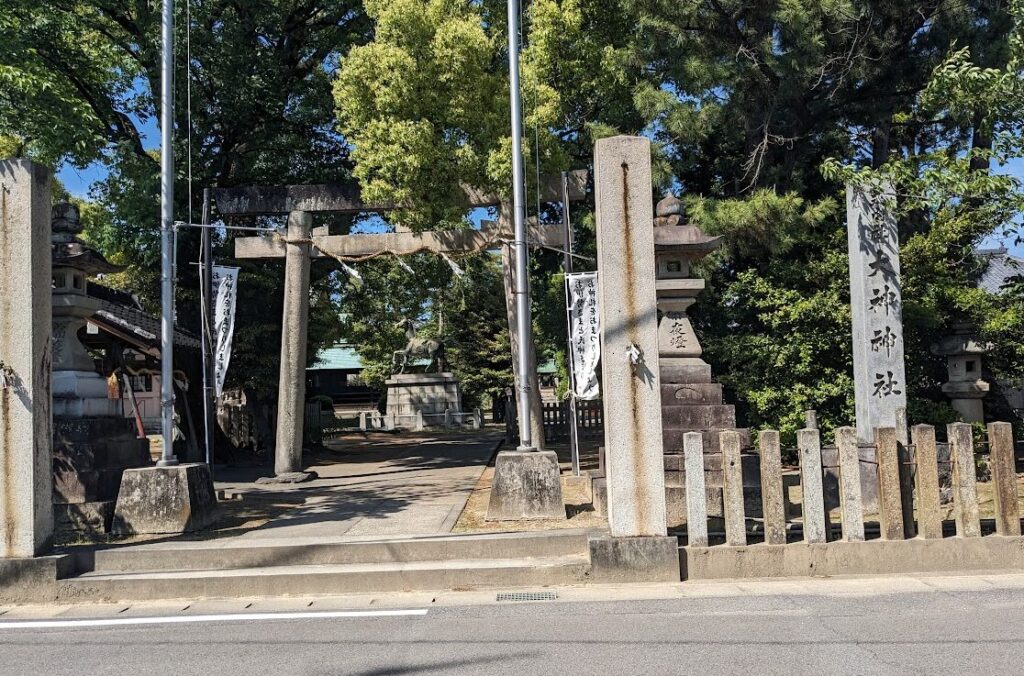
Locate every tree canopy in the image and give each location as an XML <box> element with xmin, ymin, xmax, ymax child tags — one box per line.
<box><xmin>336</xmin><ymin>0</ymin><xmax>1024</xmax><ymax>441</ymax></box>
<box><xmin>2</xmin><ymin>1</ymin><xmax>367</xmax><ymax>422</ymax></box>
<box><xmin>3</xmin><ymin>0</ymin><xmax>1023</xmax><ymax>446</ymax></box>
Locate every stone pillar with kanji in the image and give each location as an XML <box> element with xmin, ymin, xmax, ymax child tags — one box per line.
<box><xmin>847</xmin><ymin>182</ymin><xmax>907</xmax><ymax>445</ymax></box>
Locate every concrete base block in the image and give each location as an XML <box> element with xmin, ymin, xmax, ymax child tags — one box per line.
<box><xmin>681</xmin><ymin>536</ymin><xmax>1024</xmax><ymax>580</ymax></box>
<box><xmin>112</xmin><ymin>464</ymin><xmax>218</xmax><ymax>535</ymax></box>
<box><xmin>562</xmin><ymin>474</ymin><xmax>592</xmax><ymax>502</ymax></box>
<box><xmin>587</xmin><ymin>535</ymin><xmax>681</xmax><ymax>583</ymax></box>
<box><xmin>487</xmin><ymin>450</ymin><xmax>566</xmax><ymax>521</ymax></box>
<box><xmin>0</xmin><ymin>555</ymin><xmax>73</xmax><ymax>603</ymax></box>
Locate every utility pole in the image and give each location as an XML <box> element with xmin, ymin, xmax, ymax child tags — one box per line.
<box><xmin>507</xmin><ymin>0</ymin><xmax>535</xmax><ymax>452</ymax></box>
<box><xmin>158</xmin><ymin>0</ymin><xmax>177</xmax><ymax>466</ymax></box>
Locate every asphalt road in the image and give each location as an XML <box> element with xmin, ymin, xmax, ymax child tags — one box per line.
<box><xmin>2</xmin><ymin>582</ymin><xmax>1023</xmax><ymax>675</ymax></box>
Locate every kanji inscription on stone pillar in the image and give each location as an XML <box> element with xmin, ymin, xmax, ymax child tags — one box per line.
<box><xmin>847</xmin><ymin>182</ymin><xmax>907</xmax><ymax>444</ymax></box>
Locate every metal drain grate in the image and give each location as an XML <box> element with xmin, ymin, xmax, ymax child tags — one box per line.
<box><xmin>496</xmin><ymin>591</ymin><xmax>557</xmax><ymax>602</ymax></box>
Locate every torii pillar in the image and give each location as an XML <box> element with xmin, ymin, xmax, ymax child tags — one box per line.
<box><xmin>221</xmin><ymin>176</ymin><xmax>585</xmax><ymax>480</ymax></box>
<box><xmin>275</xmin><ymin>211</ymin><xmax>313</xmax><ymax>477</ymax></box>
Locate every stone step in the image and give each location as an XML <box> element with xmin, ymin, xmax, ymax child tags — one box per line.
<box><xmin>60</xmin><ymin>555</ymin><xmax>592</xmax><ymax>602</ymax></box>
<box><xmin>659</xmin><ymin>362</ymin><xmax>712</xmax><ymax>384</ymax></box>
<box><xmin>662</xmin><ymin>428</ymin><xmax>751</xmax><ymax>453</ymax></box>
<box><xmin>661</xmin><ymin>405</ymin><xmax>736</xmax><ymax>429</ymax></box>
<box><xmin>664</xmin><ymin>453</ymin><xmax>762</xmax><ymax>487</ymax></box>
<box><xmin>660</xmin><ymin>383</ymin><xmax>723</xmax><ymax>405</ymax></box>
<box><xmin>81</xmin><ymin>530</ymin><xmax>593</xmax><ymax>574</ymax></box>
<box><xmin>54</xmin><ymin>437</ymin><xmax>150</xmax><ymax>472</ymax></box>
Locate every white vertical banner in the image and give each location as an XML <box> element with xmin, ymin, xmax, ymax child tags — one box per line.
<box><xmin>566</xmin><ymin>271</ymin><xmax>601</xmax><ymax>400</ymax></box>
<box><xmin>212</xmin><ymin>265</ymin><xmax>240</xmax><ymax>397</ymax></box>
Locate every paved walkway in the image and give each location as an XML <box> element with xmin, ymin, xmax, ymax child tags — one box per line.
<box><xmin>211</xmin><ymin>431</ymin><xmax>502</xmax><ymax>541</ymax></box>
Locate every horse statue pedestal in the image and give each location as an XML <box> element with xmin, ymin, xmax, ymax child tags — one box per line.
<box><xmin>384</xmin><ymin>372</ymin><xmax>464</xmax><ymax>429</ymax></box>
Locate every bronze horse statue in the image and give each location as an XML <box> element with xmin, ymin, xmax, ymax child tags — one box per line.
<box><xmin>391</xmin><ymin>318</ymin><xmax>445</xmax><ymax>374</ymax></box>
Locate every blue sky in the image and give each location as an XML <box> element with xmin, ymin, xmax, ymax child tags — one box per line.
<box><xmin>981</xmin><ymin>157</ymin><xmax>1024</xmax><ymax>256</ymax></box>
<box><xmin>58</xmin><ymin>124</ymin><xmax>1024</xmax><ymax>258</ymax></box>
<box><xmin>58</xmin><ymin>109</ymin><xmax>159</xmax><ymax>197</ymax></box>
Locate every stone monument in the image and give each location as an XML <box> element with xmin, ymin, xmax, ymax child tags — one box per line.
<box><xmin>384</xmin><ymin>318</ymin><xmax>464</xmax><ymax>428</ymax></box>
<box><xmin>585</xmin><ymin>135</ymin><xmax>679</xmax><ymax>582</ymax></box>
<box><xmin>652</xmin><ymin>194</ymin><xmax>759</xmax><ymax>522</ymax></box>
<box><xmin>842</xmin><ymin>182</ymin><xmax>907</xmax><ymax>513</ymax></box>
<box><xmin>847</xmin><ymin>182</ymin><xmax>907</xmax><ymax>444</ymax></box>
<box><xmin>0</xmin><ymin>160</ymin><xmax>53</xmax><ymax>557</ymax></box>
<box><xmin>49</xmin><ymin>203</ymin><xmax>151</xmax><ymax>533</ymax></box>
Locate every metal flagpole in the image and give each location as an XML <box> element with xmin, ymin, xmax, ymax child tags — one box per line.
<box><xmin>157</xmin><ymin>0</ymin><xmax>177</xmax><ymax>466</ymax></box>
<box><xmin>560</xmin><ymin>172</ymin><xmax>580</xmax><ymax>476</ymax></box>
<box><xmin>507</xmin><ymin>0</ymin><xmax>535</xmax><ymax>451</ymax></box>
<box><xmin>200</xmin><ymin>188</ymin><xmax>214</xmax><ymax>472</ymax></box>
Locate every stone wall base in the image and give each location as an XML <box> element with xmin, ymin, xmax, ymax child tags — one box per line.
<box><xmin>0</xmin><ymin>556</ymin><xmax>73</xmax><ymax>604</ymax></box>
<box><xmin>588</xmin><ymin>535</ymin><xmax>681</xmax><ymax>583</ymax></box>
<box><xmin>682</xmin><ymin>536</ymin><xmax>1024</xmax><ymax>580</ymax></box>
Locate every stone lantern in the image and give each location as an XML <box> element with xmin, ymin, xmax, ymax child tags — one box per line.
<box><xmin>932</xmin><ymin>323</ymin><xmax>990</xmax><ymax>423</ymax></box>
<box><xmin>652</xmin><ymin>194</ymin><xmax>758</xmax><ymax>522</ymax></box>
<box><xmin>51</xmin><ymin>202</ymin><xmax>122</xmax><ymax>417</ymax></box>
<box><xmin>652</xmin><ymin>194</ymin><xmax>723</xmax><ymax>371</ymax></box>
<box><xmin>50</xmin><ymin>202</ymin><xmax>151</xmax><ymax>534</ymax></box>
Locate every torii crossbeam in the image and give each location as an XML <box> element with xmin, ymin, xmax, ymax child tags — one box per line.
<box><xmin>219</xmin><ymin>172</ymin><xmax>587</xmax><ymax>478</ymax></box>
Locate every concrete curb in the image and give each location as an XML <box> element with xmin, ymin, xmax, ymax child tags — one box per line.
<box><xmin>681</xmin><ymin>535</ymin><xmax>1024</xmax><ymax>580</ymax></box>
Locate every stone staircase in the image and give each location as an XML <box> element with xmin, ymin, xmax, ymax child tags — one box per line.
<box><xmin>53</xmin><ymin>531</ymin><xmax>602</xmax><ymax>602</ymax></box>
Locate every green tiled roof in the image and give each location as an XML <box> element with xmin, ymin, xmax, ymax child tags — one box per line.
<box><xmin>309</xmin><ymin>344</ymin><xmax>364</xmax><ymax>371</ymax></box>
<box><xmin>308</xmin><ymin>343</ymin><xmax>431</xmax><ymax>371</ymax></box>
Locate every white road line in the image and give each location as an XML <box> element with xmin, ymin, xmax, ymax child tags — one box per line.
<box><xmin>0</xmin><ymin>608</ymin><xmax>428</xmax><ymax>629</ymax></box>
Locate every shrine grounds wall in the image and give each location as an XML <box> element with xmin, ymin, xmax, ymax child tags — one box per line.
<box><xmin>676</xmin><ymin>421</ymin><xmax>1024</xmax><ymax>580</ymax></box>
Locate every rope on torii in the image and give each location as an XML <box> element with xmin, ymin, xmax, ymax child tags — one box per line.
<box><xmin>210</xmin><ymin>174</ymin><xmax>588</xmax><ymax>475</ymax></box>
<box><xmin>265</xmin><ymin>224</ymin><xmax>594</xmax><ymax>265</ymax></box>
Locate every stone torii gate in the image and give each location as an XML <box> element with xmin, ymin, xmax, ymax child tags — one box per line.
<box><xmin>217</xmin><ymin>173</ymin><xmax>586</xmax><ymax>479</ymax></box>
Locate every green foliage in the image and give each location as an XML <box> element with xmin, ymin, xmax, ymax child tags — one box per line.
<box><xmin>441</xmin><ymin>256</ymin><xmax>515</xmax><ymax>408</ymax></box>
<box><xmin>687</xmin><ymin>191</ymin><xmax>853</xmax><ymax>442</ymax></box>
<box><xmin>336</xmin><ymin>252</ymin><xmax>513</xmax><ymax>409</ymax></box>
<box><xmin>0</xmin><ymin>2</ymin><xmax>137</xmax><ymax>166</ymax></box>
<box><xmin>334</xmin><ymin>0</ymin><xmax>507</xmax><ymax>230</ymax></box>
<box><xmin>821</xmin><ymin>4</ymin><xmax>1024</xmax><ymax>423</ymax></box>
<box><xmin>2</xmin><ymin>1</ymin><xmax>369</xmax><ymax>409</ymax></box>
<box><xmin>335</xmin><ymin>0</ymin><xmax>1024</xmax><ymax>440</ymax></box>
<box><xmin>7</xmin><ymin>0</ymin><xmax>1024</xmax><ymax>443</ymax></box>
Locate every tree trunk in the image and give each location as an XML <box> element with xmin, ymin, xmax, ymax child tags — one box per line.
<box><xmin>970</xmin><ymin>113</ymin><xmax>992</xmax><ymax>174</ymax></box>
<box><xmin>871</xmin><ymin>119</ymin><xmax>891</xmax><ymax>169</ymax></box>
